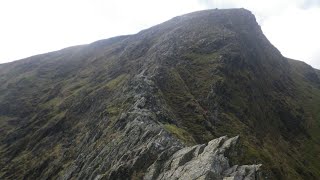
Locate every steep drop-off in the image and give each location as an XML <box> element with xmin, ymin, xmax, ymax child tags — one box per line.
<box><xmin>1</xmin><ymin>9</ymin><xmax>320</xmax><ymax>179</ymax></box>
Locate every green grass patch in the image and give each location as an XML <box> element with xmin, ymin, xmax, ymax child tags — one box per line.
<box><xmin>106</xmin><ymin>74</ymin><xmax>129</xmax><ymax>90</ymax></box>
<box><xmin>163</xmin><ymin>124</ymin><xmax>196</xmax><ymax>145</ymax></box>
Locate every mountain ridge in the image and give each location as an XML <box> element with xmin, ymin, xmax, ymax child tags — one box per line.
<box><xmin>1</xmin><ymin>8</ymin><xmax>320</xmax><ymax>179</ymax></box>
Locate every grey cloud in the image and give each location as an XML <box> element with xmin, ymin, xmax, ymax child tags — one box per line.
<box><xmin>300</xmin><ymin>0</ymin><xmax>320</xmax><ymax>9</ymax></box>
<box><xmin>311</xmin><ymin>52</ymin><xmax>320</xmax><ymax>69</ymax></box>
<box><xmin>198</xmin><ymin>0</ymin><xmax>239</xmax><ymax>9</ymax></box>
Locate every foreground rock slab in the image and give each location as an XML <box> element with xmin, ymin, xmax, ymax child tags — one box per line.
<box><xmin>144</xmin><ymin>136</ymin><xmax>262</xmax><ymax>180</ymax></box>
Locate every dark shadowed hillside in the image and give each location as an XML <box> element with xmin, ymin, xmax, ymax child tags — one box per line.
<box><xmin>1</xmin><ymin>9</ymin><xmax>320</xmax><ymax>179</ymax></box>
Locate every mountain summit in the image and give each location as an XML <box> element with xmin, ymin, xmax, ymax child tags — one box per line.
<box><xmin>1</xmin><ymin>9</ymin><xmax>320</xmax><ymax>179</ymax></box>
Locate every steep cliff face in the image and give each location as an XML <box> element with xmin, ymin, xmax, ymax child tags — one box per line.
<box><xmin>0</xmin><ymin>9</ymin><xmax>320</xmax><ymax>179</ymax></box>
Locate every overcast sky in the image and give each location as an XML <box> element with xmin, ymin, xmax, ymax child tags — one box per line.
<box><xmin>0</xmin><ymin>0</ymin><xmax>319</xmax><ymax>68</ymax></box>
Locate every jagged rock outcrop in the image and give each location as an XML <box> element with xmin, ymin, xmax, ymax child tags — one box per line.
<box><xmin>144</xmin><ymin>136</ymin><xmax>261</xmax><ymax>180</ymax></box>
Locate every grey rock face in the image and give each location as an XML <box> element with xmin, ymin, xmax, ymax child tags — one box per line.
<box><xmin>58</xmin><ymin>71</ymin><xmax>185</xmax><ymax>180</ymax></box>
<box><xmin>144</xmin><ymin>136</ymin><xmax>261</xmax><ymax>180</ymax></box>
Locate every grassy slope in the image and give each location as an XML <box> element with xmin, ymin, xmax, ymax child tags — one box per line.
<box><xmin>155</xmin><ymin>49</ymin><xmax>320</xmax><ymax>179</ymax></box>
<box><xmin>0</xmin><ymin>37</ymin><xmax>137</xmax><ymax>178</ymax></box>
<box><xmin>287</xmin><ymin>60</ymin><xmax>320</xmax><ymax>178</ymax></box>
